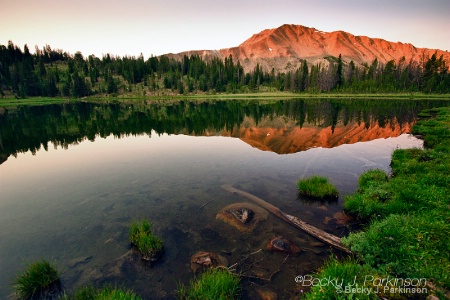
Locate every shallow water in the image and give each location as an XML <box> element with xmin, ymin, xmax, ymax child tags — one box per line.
<box><xmin>0</xmin><ymin>98</ymin><xmax>445</xmax><ymax>299</ymax></box>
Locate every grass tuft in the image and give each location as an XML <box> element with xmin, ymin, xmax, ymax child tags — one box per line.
<box><xmin>297</xmin><ymin>175</ymin><xmax>339</xmax><ymax>199</ymax></box>
<box><xmin>13</xmin><ymin>259</ymin><xmax>61</xmax><ymax>300</ymax></box>
<box><xmin>67</xmin><ymin>285</ymin><xmax>142</xmax><ymax>300</ymax></box>
<box><xmin>129</xmin><ymin>219</ymin><xmax>164</xmax><ymax>261</ymax></box>
<box><xmin>177</xmin><ymin>267</ymin><xmax>240</xmax><ymax>300</ymax></box>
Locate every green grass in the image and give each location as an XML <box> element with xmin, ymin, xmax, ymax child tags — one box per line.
<box><xmin>302</xmin><ymin>257</ymin><xmax>427</xmax><ymax>300</ymax></box>
<box><xmin>129</xmin><ymin>219</ymin><xmax>164</xmax><ymax>261</ymax></box>
<box><xmin>344</xmin><ymin>169</ymin><xmax>393</xmax><ymax>219</ymax></box>
<box><xmin>357</xmin><ymin>169</ymin><xmax>388</xmax><ymax>190</ymax></box>
<box><xmin>297</xmin><ymin>175</ymin><xmax>339</xmax><ymax>200</ymax></box>
<box><xmin>13</xmin><ymin>259</ymin><xmax>61</xmax><ymax>299</ymax></box>
<box><xmin>66</xmin><ymin>285</ymin><xmax>142</xmax><ymax>300</ymax></box>
<box><xmin>343</xmin><ymin>213</ymin><xmax>450</xmax><ymax>288</ymax></box>
<box><xmin>177</xmin><ymin>268</ymin><xmax>240</xmax><ymax>300</ymax></box>
<box><xmin>0</xmin><ymin>97</ymin><xmax>75</xmax><ymax>107</ymax></box>
<box><xmin>302</xmin><ymin>258</ymin><xmax>384</xmax><ymax>300</ymax></box>
<box><xmin>305</xmin><ymin>107</ymin><xmax>450</xmax><ymax>299</ymax></box>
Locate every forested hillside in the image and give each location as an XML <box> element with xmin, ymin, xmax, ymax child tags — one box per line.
<box><xmin>0</xmin><ymin>41</ymin><xmax>449</xmax><ymax>98</ymax></box>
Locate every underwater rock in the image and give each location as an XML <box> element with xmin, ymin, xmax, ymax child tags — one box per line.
<box><xmin>216</xmin><ymin>202</ymin><xmax>268</xmax><ymax>232</ymax></box>
<box><xmin>190</xmin><ymin>251</ymin><xmax>229</xmax><ymax>273</ymax></box>
<box><xmin>323</xmin><ymin>211</ymin><xmax>353</xmax><ymax>226</ymax></box>
<box><xmin>317</xmin><ymin>205</ymin><xmax>328</xmax><ymax>211</ymax></box>
<box><xmin>228</xmin><ymin>208</ymin><xmax>254</xmax><ymax>224</ymax></box>
<box><xmin>141</xmin><ymin>249</ymin><xmax>163</xmax><ymax>262</ymax></box>
<box><xmin>333</xmin><ymin>211</ymin><xmax>352</xmax><ymax>226</ymax></box>
<box><xmin>323</xmin><ymin>216</ymin><xmax>333</xmax><ymax>225</ymax></box>
<box><xmin>256</xmin><ymin>287</ymin><xmax>278</xmax><ymax>300</ymax></box>
<box><xmin>267</xmin><ymin>236</ymin><xmax>302</xmax><ymax>254</ymax></box>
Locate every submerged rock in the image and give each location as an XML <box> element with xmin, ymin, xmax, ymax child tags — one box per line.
<box><xmin>216</xmin><ymin>202</ymin><xmax>268</xmax><ymax>232</ymax></box>
<box><xmin>333</xmin><ymin>211</ymin><xmax>352</xmax><ymax>226</ymax></box>
<box><xmin>228</xmin><ymin>208</ymin><xmax>254</xmax><ymax>224</ymax></box>
<box><xmin>267</xmin><ymin>236</ymin><xmax>302</xmax><ymax>254</ymax></box>
<box><xmin>323</xmin><ymin>216</ymin><xmax>333</xmax><ymax>225</ymax></box>
<box><xmin>317</xmin><ymin>205</ymin><xmax>328</xmax><ymax>211</ymax></box>
<box><xmin>323</xmin><ymin>211</ymin><xmax>353</xmax><ymax>226</ymax></box>
<box><xmin>256</xmin><ymin>287</ymin><xmax>278</xmax><ymax>300</ymax></box>
<box><xmin>190</xmin><ymin>251</ymin><xmax>229</xmax><ymax>273</ymax></box>
<box><xmin>141</xmin><ymin>248</ymin><xmax>163</xmax><ymax>262</ymax></box>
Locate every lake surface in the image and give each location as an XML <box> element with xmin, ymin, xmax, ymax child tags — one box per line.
<box><xmin>0</xmin><ymin>98</ymin><xmax>449</xmax><ymax>299</ymax></box>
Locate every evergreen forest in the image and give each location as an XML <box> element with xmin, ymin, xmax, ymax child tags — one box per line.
<box><xmin>0</xmin><ymin>41</ymin><xmax>449</xmax><ymax>98</ymax></box>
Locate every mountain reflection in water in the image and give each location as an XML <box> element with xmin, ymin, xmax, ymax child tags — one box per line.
<box><xmin>230</xmin><ymin>115</ymin><xmax>411</xmax><ymax>154</ymax></box>
<box><xmin>1</xmin><ymin>98</ymin><xmax>449</xmax><ymax>161</ymax></box>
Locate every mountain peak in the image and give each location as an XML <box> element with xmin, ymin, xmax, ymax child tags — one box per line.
<box><xmin>169</xmin><ymin>24</ymin><xmax>450</xmax><ymax>73</ymax></box>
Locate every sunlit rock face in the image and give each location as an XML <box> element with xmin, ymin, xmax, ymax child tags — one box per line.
<box><xmin>167</xmin><ymin>24</ymin><xmax>450</xmax><ymax>73</ymax></box>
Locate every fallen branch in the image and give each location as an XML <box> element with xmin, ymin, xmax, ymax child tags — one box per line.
<box><xmin>200</xmin><ymin>199</ymin><xmax>214</xmax><ymax>209</ymax></box>
<box><xmin>221</xmin><ymin>184</ymin><xmax>351</xmax><ymax>254</ymax></box>
<box><xmin>200</xmin><ymin>195</ymin><xmax>220</xmax><ymax>209</ymax></box>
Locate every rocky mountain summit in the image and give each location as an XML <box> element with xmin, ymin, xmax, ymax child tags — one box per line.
<box><xmin>167</xmin><ymin>24</ymin><xmax>450</xmax><ymax>72</ymax></box>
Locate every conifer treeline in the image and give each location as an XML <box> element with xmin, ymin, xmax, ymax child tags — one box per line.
<box><xmin>0</xmin><ymin>41</ymin><xmax>449</xmax><ymax>98</ymax></box>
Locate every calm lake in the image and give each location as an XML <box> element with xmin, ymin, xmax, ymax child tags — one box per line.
<box><xmin>0</xmin><ymin>98</ymin><xmax>449</xmax><ymax>299</ymax></box>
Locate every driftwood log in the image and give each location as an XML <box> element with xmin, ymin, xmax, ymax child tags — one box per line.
<box><xmin>221</xmin><ymin>184</ymin><xmax>352</xmax><ymax>254</ymax></box>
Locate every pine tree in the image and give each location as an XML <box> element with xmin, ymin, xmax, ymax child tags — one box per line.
<box><xmin>301</xmin><ymin>60</ymin><xmax>309</xmax><ymax>91</ymax></box>
<box><xmin>336</xmin><ymin>54</ymin><xmax>344</xmax><ymax>89</ymax></box>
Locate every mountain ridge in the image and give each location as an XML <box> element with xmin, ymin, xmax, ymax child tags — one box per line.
<box><xmin>166</xmin><ymin>24</ymin><xmax>450</xmax><ymax>73</ymax></box>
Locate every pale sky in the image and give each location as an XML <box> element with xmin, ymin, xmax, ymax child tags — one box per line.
<box><xmin>1</xmin><ymin>0</ymin><xmax>449</xmax><ymax>59</ymax></box>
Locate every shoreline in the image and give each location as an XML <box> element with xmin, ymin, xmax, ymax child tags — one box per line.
<box><xmin>1</xmin><ymin>92</ymin><xmax>450</xmax><ymax>107</ymax></box>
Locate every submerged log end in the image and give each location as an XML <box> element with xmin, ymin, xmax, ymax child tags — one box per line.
<box><xmin>221</xmin><ymin>184</ymin><xmax>236</xmax><ymax>193</ymax></box>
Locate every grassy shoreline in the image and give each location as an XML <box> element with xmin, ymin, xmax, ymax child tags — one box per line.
<box><xmin>304</xmin><ymin>106</ymin><xmax>450</xmax><ymax>299</ymax></box>
<box><xmin>1</xmin><ymin>92</ymin><xmax>450</xmax><ymax>107</ymax></box>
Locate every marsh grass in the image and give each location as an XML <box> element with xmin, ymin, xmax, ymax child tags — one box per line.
<box><xmin>357</xmin><ymin>169</ymin><xmax>388</xmax><ymax>190</ymax></box>
<box><xmin>343</xmin><ymin>213</ymin><xmax>450</xmax><ymax>288</ymax></box>
<box><xmin>3</xmin><ymin>93</ymin><xmax>449</xmax><ymax>104</ymax></box>
<box><xmin>129</xmin><ymin>219</ymin><xmax>164</xmax><ymax>261</ymax></box>
<box><xmin>0</xmin><ymin>97</ymin><xmax>73</xmax><ymax>107</ymax></box>
<box><xmin>306</xmin><ymin>107</ymin><xmax>450</xmax><ymax>299</ymax></box>
<box><xmin>177</xmin><ymin>268</ymin><xmax>240</xmax><ymax>300</ymax></box>
<box><xmin>412</xmin><ymin>108</ymin><xmax>450</xmax><ymax>150</ymax></box>
<box><xmin>297</xmin><ymin>175</ymin><xmax>339</xmax><ymax>200</ymax></box>
<box><xmin>344</xmin><ymin>108</ymin><xmax>450</xmax><ymax>287</ymax></box>
<box><xmin>13</xmin><ymin>259</ymin><xmax>61</xmax><ymax>299</ymax></box>
<box><xmin>67</xmin><ymin>285</ymin><xmax>142</xmax><ymax>300</ymax></box>
<box><xmin>344</xmin><ymin>169</ymin><xmax>394</xmax><ymax>218</ymax></box>
<box><xmin>302</xmin><ymin>258</ymin><xmax>383</xmax><ymax>300</ymax></box>
<box><xmin>303</xmin><ymin>257</ymin><xmax>426</xmax><ymax>300</ymax></box>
